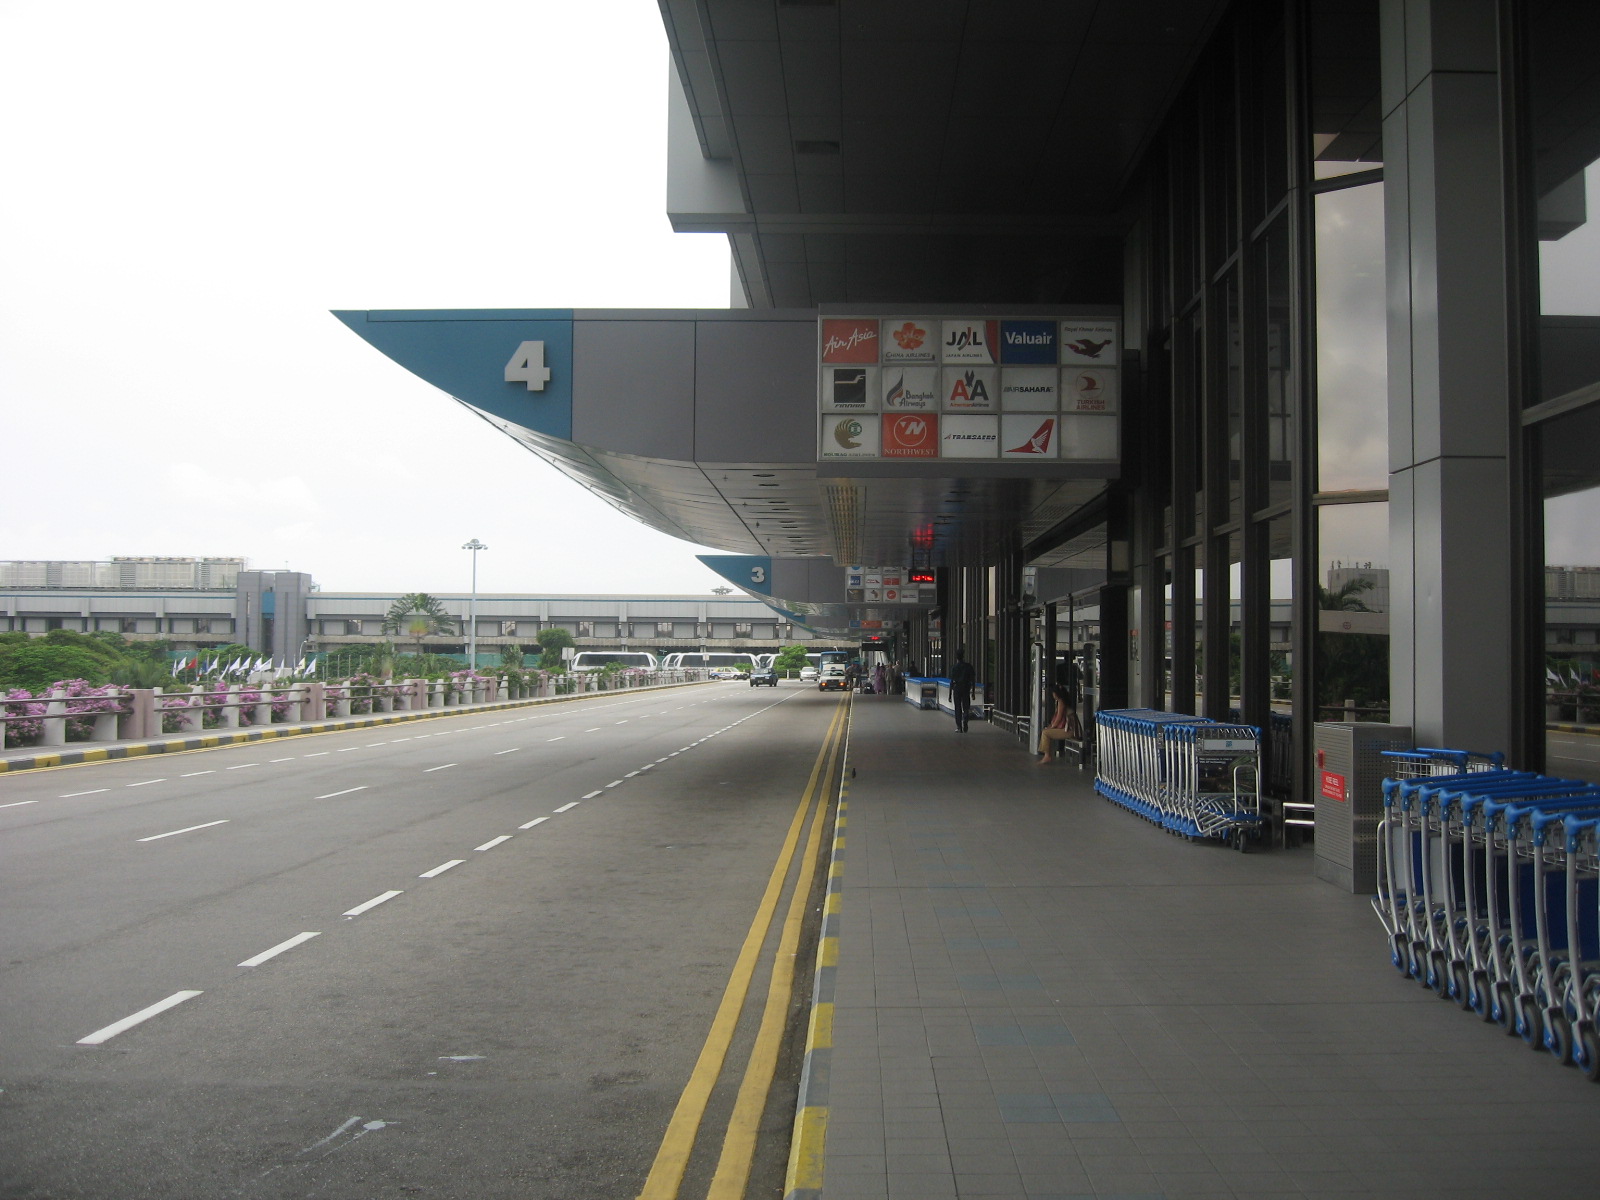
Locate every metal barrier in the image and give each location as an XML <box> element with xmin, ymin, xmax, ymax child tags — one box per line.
<box><xmin>1093</xmin><ymin>709</ymin><xmax>1264</xmax><ymax>849</ymax></box>
<box><xmin>1372</xmin><ymin>761</ymin><xmax>1600</xmax><ymax>1082</ymax></box>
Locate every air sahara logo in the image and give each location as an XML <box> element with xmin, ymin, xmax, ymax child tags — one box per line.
<box><xmin>833</xmin><ymin>418</ymin><xmax>864</xmax><ymax>449</ymax></box>
<box><xmin>1007</xmin><ymin>418</ymin><xmax>1056</xmax><ymax>454</ymax></box>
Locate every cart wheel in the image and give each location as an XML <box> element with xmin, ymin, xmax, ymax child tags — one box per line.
<box><xmin>1409</xmin><ymin>939</ymin><xmax>1429</xmax><ymax>981</ymax></box>
<box><xmin>1390</xmin><ymin>933</ymin><xmax>1408</xmax><ymax>974</ymax></box>
<box><xmin>1428</xmin><ymin>950</ymin><xmax>1449</xmax><ymax>996</ymax></box>
<box><xmin>1469</xmin><ymin>969</ymin><xmax>1494</xmax><ymax>1021</ymax></box>
<box><xmin>1575</xmin><ymin>1022</ymin><xmax>1600</xmax><ymax>1082</ymax></box>
<box><xmin>1545</xmin><ymin>1008</ymin><xmax>1573</xmax><ymax>1065</ymax></box>
<box><xmin>1515</xmin><ymin>994</ymin><xmax>1544</xmax><ymax>1048</ymax></box>
<box><xmin>1233</xmin><ymin>828</ymin><xmax>1250</xmax><ymax>853</ymax></box>
<box><xmin>1450</xmin><ymin>961</ymin><xmax>1471</xmax><ymax>1009</ymax></box>
<box><xmin>1493</xmin><ymin>980</ymin><xmax>1514</xmax><ymax>1028</ymax></box>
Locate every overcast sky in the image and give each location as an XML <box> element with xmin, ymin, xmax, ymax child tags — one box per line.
<box><xmin>0</xmin><ymin>0</ymin><xmax>733</xmax><ymax>596</ymax></box>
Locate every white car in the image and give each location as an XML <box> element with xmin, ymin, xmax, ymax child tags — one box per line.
<box><xmin>710</xmin><ymin>666</ymin><xmax>743</xmax><ymax>680</ymax></box>
<box><xmin>799</xmin><ymin>665</ymin><xmax>819</xmax><ymax>681</ymax></box>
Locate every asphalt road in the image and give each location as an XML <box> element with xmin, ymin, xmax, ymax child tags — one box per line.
<box><xmin>0</xmin><ymin>682</ymin><xmax>845</xmax><ymax>1200</ymax></box>
<box><xmin>1547</xmin><ymin>729</ymin><xmax>1600</xmax><ymax>783</ymax></box>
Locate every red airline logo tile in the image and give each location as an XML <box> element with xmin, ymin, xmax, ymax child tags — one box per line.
<box><xmin>821</xmin><ymin>319</ymin><xmax>879</xmax><ymax>363</ymax></box>
<box><xmin>882</xmin><ymin>413</ymin><xmax>938</xmax><ymax>458</ymax></box>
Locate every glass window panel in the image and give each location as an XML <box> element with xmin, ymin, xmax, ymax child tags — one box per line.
<box><xmin>1267</xmin><ymin>514</ymin><xmax>1295</xmax><ymax>796</ymax></box>
<box><xmin>1222</xmin><ymin>272</ymin><xmax>1244</xmax><ymax>526</ymax></box>
<box><xmin>1307</xmin><ymin>0</ymin><xmax>1381</xmax><ymax>178</ymax></box>
<box><xmin>1317</xmin><ymin>502</ymin><xmax>1390</xmax><ymax>721</ymax></box>
<box><xmin>1261</xmin><ymin>215</ymin><xmax>1295</xmax><ymax>509</ymax></box>
<box><xmin>1315</xmin><ymin>182</ymin><xmax>1387</xmax><ymax>492</ymax></box>
<box><xmin>1540</xmin><ymin>402</ymin><xmax>1600</xmax><ymax>782</ymax></box>
<box><xmin>1207</xmin><ymin>43</ymin><xmax>1239</xmax><ymax>267</ymax></box>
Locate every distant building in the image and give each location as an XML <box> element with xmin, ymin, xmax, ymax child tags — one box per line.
<box><xmin>1326</xmin><ymin>564</ymin><xmax>1390</xmax><ymax>613</ymax></box>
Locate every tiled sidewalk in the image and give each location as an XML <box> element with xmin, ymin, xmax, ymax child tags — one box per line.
<box><xmin>807</xmin><ymin>695</ymin><xmax>1600</xmax><ymax>1200</ymax></box>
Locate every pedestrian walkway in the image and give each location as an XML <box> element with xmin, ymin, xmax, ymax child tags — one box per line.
<box><xmin>795</xmin><ymin>694</ymin><xmax>1600</xmax><ymax>1200</ymax></box>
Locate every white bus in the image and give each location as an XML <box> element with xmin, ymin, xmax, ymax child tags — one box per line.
<box><xmin>661</xmin><ymin>652</ymin><xmax>757</xmax><ymax>671</ymax></box>
<box><xmin>569</xmin><ymin>651</ymin><xmax>659</xmax><ymax>672</ymax></box>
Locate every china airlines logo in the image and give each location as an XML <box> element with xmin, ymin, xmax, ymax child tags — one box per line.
<box><xmin>1007</xmin><ymin>419</ymin><xmax>1055</xmax><ymax>454</ymax></box>
<box><xmin>892</xmin><ymin>322</ymin><xmax>926</xmax><ymax>351</ymax></box>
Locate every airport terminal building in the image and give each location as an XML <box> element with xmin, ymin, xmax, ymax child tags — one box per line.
<box><xmin>326</xmin><ymin>1</ymin><xmax>1595</xmax><ymax>814</ymax></box>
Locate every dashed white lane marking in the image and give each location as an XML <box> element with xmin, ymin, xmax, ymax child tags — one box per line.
<box><xmin>519</xmin><ymin>816</ymin><xmax>549</xmax><ymax>829</ymax></box>
<box><xmin>1</xmin><ymin>800</ymin><xmax>40</xmax><ymax>809</ymax></box>
<box><xmin>423</xmin><ymin>764</ymin><xmax>457</xmax><ymax>773</ymax></box>
<box><xmin>615</xmin><ymin>720</ymin><xmax>629</xmax><ymax>725</ymax></box>
<box><xmin>344</xmin><ymin>890</ymin><xmax>402</xmax><ymax>917</ymax></box>
<box><xmin>639</xmin><ymin>764</ymin><xmax>654</xmax><ymax>771</ymax></box>
<box><xmin>305</xmin><ymin>752</ymin><xmax>330</xmax><ymax>757</ymax></box>
<box><xmin>77</xmin><ymin>990</ymin><xmax>202</xmax><ymax>1045</ymax></box>
<box><xmin>553</xmin><ymin>801</ymin><xmax>581</xmax><ymax>813</ymax></box>
<box><xmin>239</xmin><ymin>931</ymin><xmax>320</xmax><ymax>967</ymax></box>
<box><xmin>625</xmin><ymin>771</ymin><xmax>640</xmax><ymax>778</ymax></box>
<box><xmin>475</xmin><ymin>835</ymin><xmax>512</xmax><ymax>852</ymax></box>
<box><xmin>269</xmin><ymin>758</ymin><xmax>294</xmax><ymax>763</ymax></box>
<box><xmin>337</xmin><ymin>748</ymin><xmax>360</xmax><ymax>753</ymax></box>
<box><xmin>62</xmin><ymin>788</ymin><xmax>109</xmax><ymax>797</ymax></box>
<box><xmin>181</xmin><ymin>771</ymin><xmax>215</xmax><ymax>777</ymax></box>
<box><xmin>391</xmin><ymin>737</ymin><xmax>412</xmax><ymax>742</ymax></box>
<box><xmin>584</xmin><ymin>727</ymin><xmax>601</xmax><ymax>732</ymax></box>
<box><xmin>548</xmin><ymin>736</ymin><xmax>566</xmax><ymax>741</ymax></box>
<box><xmin>126</xmin><ymin>779</ymin><xmax>166</xmax><ymax>787</ymax></box>
<box><xmin>494</xmin><ymin>748</ymin><xmax>519</xmax><ymax>755</ymax></box>
<box><xmin>604</xmin><ymin>780</ymin><xmax>623</xmax><ymax>789</ymax></box>
<box><xmin>420</xmin><ymin>859</ymin><xmax>465</xmax><ymax>878</ymax></box>
<box><xmin>582</xmin><ymin>790</ymin><xmax>603</xmax><ymax>799</ymax></box>
<box><xmin>366</xmin><ymin>742</ymin><xmax>388</xmax><ymax>747</ymax></box>
<box><xmin>316</xmin><ymin>787</ymin><xmax>368</xmax><ymax>800</ymax></box>
<box><xmin>139</xmin><ymin>819</ymin><xmax>229</xmax><ymax>842</ymax></box>
<box><xmin>655</xmin><ymin>758</ymin><xmax>669</xmax><ymax>763</ymax></box>
<box><xmin>228</xmin><ymin>763</ymin><xmax>262</xmax><ymax>769</ymax></box>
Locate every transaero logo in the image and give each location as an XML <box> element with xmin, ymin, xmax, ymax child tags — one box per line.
<box><xmin>1000</xmin><ymin>320</ymin><xmax>1056</xmax><ymax>364</ymax></box>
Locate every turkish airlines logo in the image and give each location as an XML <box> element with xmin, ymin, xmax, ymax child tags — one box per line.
<box><xmin>1007</xmin><ymin>418</ymin><xmax>1055</xmax><ymax>454</ymax></box>
<box><xmin>882</xmin><ymin>413</ymin><xmax>937</xmax><ymax>458</ymax></box>
<box><xmin>821</xmin><ymin>319</ymin><xmax>879</xmax><ymax>363</ymax></box>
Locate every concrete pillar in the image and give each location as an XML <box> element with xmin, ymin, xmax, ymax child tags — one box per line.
<box><xmin>252</xmin><ymin>689</ymin><xmax>272</xmax><ymax>727</ymax></box>
<box><xmin>222</xmin><ymin>685</ymin><xmax>240</xmax><ymax>728</ymax></box>
<box><xmin>42</xmin><ymin>689</ymin><xmax>67</xmax><ymax>747</ymax></box>
<box><xmin>1382</xmin><ymin>0</ymin><xmax>1512</xmax><ymax>752</ymax></box>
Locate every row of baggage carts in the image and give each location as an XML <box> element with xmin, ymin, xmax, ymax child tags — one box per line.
<box><xmin>1093</xmin><ymin>709</ymin><xmax>1264</xmax><ymax>850</ymax></box>
<box><xmin>1374</xmin><ymin>748</ymin><xmax>1600</xmax><ymax>1079</ymax></box>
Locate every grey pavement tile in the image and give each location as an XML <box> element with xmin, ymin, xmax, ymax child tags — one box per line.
<box><xmin>885</xmin><ymin>1152</ymin><xmax>954</xmax><ymax>1173</ymax></box>
<box><xmin>948</xmin><ymin>1152</ymin><xmax>1019</xmax><ymax>1175</ymax></box>
<box><xmin>951</xmin><ymin>1175</ymin><xmax>1028</xmax><ymax>1196</ymax></box>
<box><xmin>884</xmin><ymin>1171</ymin><xmax>957</xmax><ymax>1198</ymax></box>
<box><xmin>823</xmin><ymin>1153</ymin><xmax>888</xmax><ymax>1176</ymax></box>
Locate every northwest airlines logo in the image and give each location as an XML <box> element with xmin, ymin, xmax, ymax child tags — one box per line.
<box><xmin>882</xmin><ymin>413</ymin><xmax>937</xmax><ymax>458</ymax></box>
<box><xmin>1007</xmin><ymin>418</ymin><xmax>1056</xmax><ymax>454</ymax></box>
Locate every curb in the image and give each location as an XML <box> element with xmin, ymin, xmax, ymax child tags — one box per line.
<box><xmin>785</xmin><ymin>704</ymin><xmax>851</xmax><ymax>1200</ymax></box>
<box><xmin>0</xmin><ymin>679</ymin><xmax>710</xmax><ymax>775</ymax></box>
<box><xmin>1548</xmin><ymin>723</ymin><xmax>1600</xmax><ymax>738</ymax></box>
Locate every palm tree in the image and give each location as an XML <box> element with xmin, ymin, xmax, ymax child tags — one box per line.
<box><xmin>382</xmin><ymin>593</ymin><xmax>458</xmax><ymax>661</ymax></box>
<box><xmin>1316</xmin><ymin>576</ymin><xmax>1376</xmax><ymax>612</ymax></box>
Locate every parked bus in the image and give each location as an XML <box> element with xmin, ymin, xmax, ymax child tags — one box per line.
<box><xmin>569</xmin><ymin>651</ymin><xmax>659</xmax><ymax>672</ymax></box>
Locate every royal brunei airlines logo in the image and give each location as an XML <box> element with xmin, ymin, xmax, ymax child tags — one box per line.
<box><xmin>1064</xmin><ymin>337</ymin><xmax>1112</xmax><ymax>359</ymax></box>
<box><xmin>1007</xmin><ymin>419</ymin><xmax>1056</xmax><ymax>455</ymax></box>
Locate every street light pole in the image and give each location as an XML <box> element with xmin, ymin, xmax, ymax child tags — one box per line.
<box><xmin>462</xmin><ymin>538</ymin><xmax>487</xmax><ymax>668</ymax></box>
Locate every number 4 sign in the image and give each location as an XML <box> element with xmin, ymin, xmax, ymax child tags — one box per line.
<box><xmin>504</xmin><ymin>341</ymin><xmax>551</xmax><ymax>391</ymax></box>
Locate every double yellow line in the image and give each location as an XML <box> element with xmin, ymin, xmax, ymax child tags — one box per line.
<box><xmin>637</xmin><ymin>697</ymin><xmax>848</xmax><ymax>1200</ymax></box>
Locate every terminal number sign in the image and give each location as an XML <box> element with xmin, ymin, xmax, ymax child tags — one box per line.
<box><xmin>505</xmin><ymin>341</ymin><xmax>551</xmax><ymax>391</ymax></box>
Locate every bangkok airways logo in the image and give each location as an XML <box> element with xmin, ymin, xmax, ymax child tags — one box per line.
<box><xmin>1006</xmin><ymin>418</ymin><xmax>1056</xmax><ymax>455</ymax></box>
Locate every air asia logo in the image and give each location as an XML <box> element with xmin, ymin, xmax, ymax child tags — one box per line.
<box><xmin>882</xmin><ymin>413</ymin><xmax>937</xmax><ymax>458</ymax></box>
<box><xmin>832</xmin><ymin>418</ymin><xmax>864</xmax><ymax>449</ymax></box>
<box><xmin>946</xmin><ymin>370</ymin><xmax>992</xmax><ymax>409</ymax></box>
<box><xmin>1064</xmin><ymin>337</ymin><xmax>1112</xmax><ymax>359</ymax></box>
<box><xmin>821</xmin><ymin>319</ymin><xmax>878</xmax><ymax>363</ymax></box>
<box><xmin>891</xmin><ymin>322</ymin><xmax>925</xmax><ymax>351</ymax></box>
<box><xmin>1007</xmin><ymin>418</ymin><xmax>1056</xmax><ymax>454</ymax></box>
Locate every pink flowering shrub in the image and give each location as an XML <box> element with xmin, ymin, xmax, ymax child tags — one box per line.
<box><xmin>3</xmin><ymin>680</ymin><xmax>123</xmax><ymax>746</ymax></box>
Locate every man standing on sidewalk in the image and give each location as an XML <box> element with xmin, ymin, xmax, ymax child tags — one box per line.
<box><xmin>949</xmin><ymin>651</ymin><xmax>975</xmax><ymax>733</ymax></box>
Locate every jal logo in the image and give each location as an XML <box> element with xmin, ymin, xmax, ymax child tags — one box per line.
<box><xmin>1006</xmin><ymin>418</ymin><xmax>1055</xmax><ymax>455</ymax></box>
<box><xmin>882</xmin><ymin>413</ymin><xmax>938</xmax><ymax>458</ymax></box>
<box><xmin>941</xmin><ymin>320</ymin><xmax>997</xmax><ymax>363</ymax></box>
<box><xmin>821</xmin><ymin>319</ymin><xmax>879</xmax><ymax>363</ymax></box>
<box><xmin>947</xmin><ymin>371</ymin><xmax>991</xmax><ymax>407</ymax></box>
<box><xmin>832</xmin><ymin>418</ymin><xmax>864</xmax><ymax>449</ymax></box>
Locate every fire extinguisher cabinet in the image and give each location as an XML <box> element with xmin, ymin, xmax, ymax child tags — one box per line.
<box><xmin>1312</xmin><ymin>722</ymin><xmax>1412</xmax><ymax>893</ymax></box>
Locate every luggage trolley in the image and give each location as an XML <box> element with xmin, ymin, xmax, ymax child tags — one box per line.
<box><xmin>1555</xmin><ymin>814</ymin><xmax>1600</xmax><ymax>1078</ymax></box>
<box><xmin>1163</xmin><ymin>722</ymin><xmax>1264</xmax><ymax>850</ymax></box>
<box><xmin>1094</xmin><ymin>710</ymin><xmax>1210</xmax><ymax>827</ymax></box>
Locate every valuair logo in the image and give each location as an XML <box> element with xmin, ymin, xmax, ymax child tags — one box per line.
<box><xmin>882</xmin><ymin>413</ymin><xmax>938</xmax><ymax>458</ymax></box>
<box><xmin>1000</xmin><ymin>320</ymin><xmax>1056</xmax><ymax>364</ymax></box>
<box><xmin>1007</xmin><ymin>418</ymin><xmax>1056</xmax><ymax>454</ymax></box>
<box><xmin>833</xmin><ymin>418</ymin><xmax>865</xmax><ymax>449</ymax></box>
<box><xmin>821</xmin><ymin>319</ymin><xmax>879</xmax><ymax>363</ymax></box>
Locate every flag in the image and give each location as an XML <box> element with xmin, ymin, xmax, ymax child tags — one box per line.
<box><xmin>170</xmin><ymin>656</ymin><xmax>180</xmax><ymax>677</ymax></box>
<box><xmin>227</xmin><ymin>657</ymin><xmax>242</xmax><ymax>677</ymax></box>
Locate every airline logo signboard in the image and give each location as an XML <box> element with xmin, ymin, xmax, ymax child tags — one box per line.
<box><xmin>845</xmin><ymin>565</ymin><xmax>934</xmax><ymax>608</ymax></box>
<box><xmin>817</xmin><ymin>314</ymin><xmax>1120</xmax><ymax>463</ymax></box>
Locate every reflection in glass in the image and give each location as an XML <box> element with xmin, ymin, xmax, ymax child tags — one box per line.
<box><xmin>1307</xmin><ymin>0</ymin><xmax>1380</xmax><ymax>179</ymax></box>
<box><xmin>1540</xmin><ymin>403</ymin><xmax>1600</xmax><ymax>782</ymax></box>
<box><xmin>1262</xmin><ymin>216</ymin><xmax>1293</xmax><ymax>509</ymax></box>
<box><xmin>1268</xmin><ymin>515</ymin><xmax>1295</xmax><ymax>798</ymax></box>
<box><xmin>1315</xmin><ymin>183</ymin><xmax>1387</xmax><ymax>492</ymax></box>
<box><xmin>1317</xmin><ymin>502</ymin><xmax>1390</xmax><ymax>721</ymax></box>
<box><xmin>1222</xmin><ymin>272</ymin><xmax>1243</xmax><ymax>526</ymax></box>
